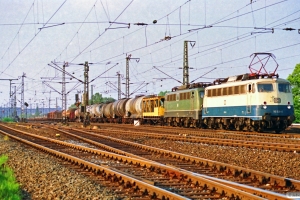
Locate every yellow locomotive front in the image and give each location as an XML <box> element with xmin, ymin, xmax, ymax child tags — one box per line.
<box><xmin>142</xmin><ymin>95</ymin><xmax>165</xmax><ymax>125</ymax></box>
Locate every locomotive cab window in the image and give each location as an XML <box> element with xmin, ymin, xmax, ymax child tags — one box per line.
<box><xmin>160</xmin><ymin>98</ymin><xmax>165</xmax><ymax>107</ymax></box>
<box><xmin>252</xmin><ymin>83</ymin><xmax>255</xmax><ymax>93</ymax></box>
<box><xmin>199</xmin><ymin>91</ymin><xmax>204</xmax><ymax>98</ymax></box>
<box><xmin>278</xmin><ymin>83</ymin><xmax>291</xmax><ymax>93</ymax></box>
<box><xmin>257</xmin><ymin>83</ymin><xmax>273</xmax><ymax>92</ymax></box>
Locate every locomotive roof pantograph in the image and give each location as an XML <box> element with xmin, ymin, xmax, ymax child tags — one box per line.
<box><xmin>248</xmin><ymin>52</ymin><xmax>279</xmax><ymax>79</ymax></box>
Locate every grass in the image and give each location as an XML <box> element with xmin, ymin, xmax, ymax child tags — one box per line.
<box><xmin>0</xmin><ymin>155</ymin><xmax>21</xmax><ymax>200</ymax></box>
<box><xmin>1</xmin><ymin>117</ymin><xmax>14</xmax><ymax>123</ymax></box>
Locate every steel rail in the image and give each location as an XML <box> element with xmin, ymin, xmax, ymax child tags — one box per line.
<box><xmin>78</xmin><ymin>126</ymin><xmax>300</xmax><ymax>152</ymax></box>
<box><xmin>58</xmin><ymin>127</ymin><xmax>300</xmax><ymax>191</ymax></box>
<box><xmin>0</xmin><ymin>124</ymin><xmax>267</xmax><ymax>200</ymax></box>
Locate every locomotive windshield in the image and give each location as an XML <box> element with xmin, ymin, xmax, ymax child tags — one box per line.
<box><xmin>257</xmin><ymin>83</ymin><xmax>273</xmax><ymax>92</ymax></box>
<box><xmin>278</xmin><ymin>83</ymin><xmax>291</xmax><ymax>93</ymax></box>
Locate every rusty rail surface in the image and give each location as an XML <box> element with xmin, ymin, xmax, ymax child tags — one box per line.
<box><xmin>61</xmin><ymin>124</ymin><xmax>300</xmax><ymax>153</ymax></box>
<box><xmin>0</xmin><ymin>124</ymin><xmax>269</xmax><ymax>200</ymax></box>
<box><xmin>7</xmin><ymin>123</ymin><xmax>300</xmax><ymax>199</ymax></box>
<box><xmin>54</xmin><ymin>127</ymin><xmax>300</xmax><ymax>192</ymax></box>
<box><xmin>88</xmin><ymin>122</ymin><xmax>300</xmax><ymax>138</ymax></box>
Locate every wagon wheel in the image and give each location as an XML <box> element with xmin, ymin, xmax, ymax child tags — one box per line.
<box><xmin>173</xmin><ymin>121</ymin><xmax>178</xmax><ymax>127</ymax></box>
<box><xmin>274</xmin><ymin>129</ymin><xmax>282</xmax><ymax>134</ymax></box>
<box><xmin>217</xmin><ymin>123</ymin><xmax>224</xmax><ymax>130</ymax></box>
<box><xmin>234</xmin><ymin>122</ymin><xmax>241</xmax><ymax>131</ymax></box>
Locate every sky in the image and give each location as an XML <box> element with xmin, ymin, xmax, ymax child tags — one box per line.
<box><xmin>0</xmin><ymin>0</ymin><xmax>299</xmax><ymax>111</ymax></box>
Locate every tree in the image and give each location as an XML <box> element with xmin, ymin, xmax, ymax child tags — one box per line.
<box><xmin>88</xmin><ymin>93</ymin><xmax>116</xmax><ymax>105</ymax></box>
<box><xmin>287</xmin><ymin>63</ymin><xmax>300</xmax><ymax>123</ymax></box>
<box><xmin>158</xmin><ymin>90</ymin><xmax>169</xmax><ymax>96</ymax></box>
<box><xmin>89</xmin><ymin>93</ymin><xmax>103</xmax><ymax>104</ymax></box>
<box><xmin>35</xmin><ymin>105</ymin><xmax>40</xmax><ymax>116</ymax></box>
<box><xmin>69</xmin><ymin>104</ymin><xmax>77</xmax><ymax>109</ymax></box>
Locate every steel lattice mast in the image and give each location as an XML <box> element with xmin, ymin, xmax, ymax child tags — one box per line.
<box><xmin>117</xmin><ymin>72</ymin><xmax>121</xmax><ymax>100</ymax></box>
<box><xmin>125</xmin><ymin>55</ymin><xmax>139</xmax><ymax>98</ymax></box>
<box><xmin>62</xmin><ymin>63</ymin><xmax>67</xmax><ymax>123</ymax></box>
<box><xmin>182</xmin><ymin>41</ymin><xmax>195</xmax><ymax>86</ymax></box>
<box><xmin>21</xmin><ymin>73</ymin><xmax>26</xmax><ymax>121</ymax></box>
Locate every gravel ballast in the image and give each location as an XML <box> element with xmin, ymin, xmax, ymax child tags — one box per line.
<box><xmin>0</xmin><ymin>135</ymin><xmax>115</xmax><ymax>200</ymax></box>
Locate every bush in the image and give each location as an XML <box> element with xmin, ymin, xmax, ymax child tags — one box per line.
<box><xmin>0</xmin><ymin>155</ymin><xmax>21</xmax><ymax>200</ymax></box>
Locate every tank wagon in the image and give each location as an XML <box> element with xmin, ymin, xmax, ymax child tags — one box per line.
<box><xmin>72</xmin><ymin>95</ymin><xmax>165</xmax><ymax>124</ymax></box>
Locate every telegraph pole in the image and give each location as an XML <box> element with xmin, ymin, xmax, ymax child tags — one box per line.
<box><xmin>125</xmin><ymin>55</ymin><xmax>139</xmax><ymax>98</ymax></box>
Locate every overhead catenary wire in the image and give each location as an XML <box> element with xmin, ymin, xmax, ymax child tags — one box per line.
<box><xmin>1</xmin><ymin>0</ymin><xmax>298</xmax><ymax>103</ymax></box>
<box><xmin>0</xmin><ymin>0</ymin><xmax>67</xmax><ymax>77</ymax></box>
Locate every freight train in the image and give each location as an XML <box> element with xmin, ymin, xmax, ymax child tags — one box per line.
<box><xmin>41</xmin><ymin>72</ymin><xmax>295</xmax><ymax>133</ymax></box>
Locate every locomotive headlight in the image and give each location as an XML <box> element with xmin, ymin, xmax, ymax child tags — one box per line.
<box><xmin>263</xmin><ymin>105</ymin><xmax>267</xmax><ymax>109</ymax></box>
<box><xmin>287</xmin><ymin>101</ymin><xmax>291</xmax><ymax>109</ymax></box>
<box><xmin>262</xmin><ymin>101</ymin><xmax>267</xmax><ymax>109</ymax></box>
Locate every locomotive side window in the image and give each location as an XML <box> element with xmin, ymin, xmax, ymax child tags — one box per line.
<box><xmin>217</xmin><ymin>88</ymin><xmax>222</xmax><ymax>96</ymax></box>
<box><xmin>240</xmin><ymin>85</ymin><xmax>246</xmax><ymax>94</ymax></box>
<box><xmin>257</xmin><ymin>83</ymin><xmax>273</xmax><ymax>92</ymax></box>
<box><xmin>207</xmin><ymin>90</ymin><xmax>212</xmax><ymax>97</ymax></box>
<box><xmin>228</xmin><ymin>87</ymin><xmax>233</xmax><ymax>95</ymax></box>
<box><xmin>278</xmin><ymin>83</ymin><xmax>291</xmax><ymax>93</ymax></box>
<box><xmin>212</xmin><ymin>89</ymin><xmax>217</xmax><ymax>96</ymax></box>
<box><xmin>223</xmin><ymin>87</ymin><xmax>227</xmax><ymax>95</ymax></box>
<box><xmin>252</xmin><ymin>83</ymin><xmax>255</xmax><ymax>93</ymax></box>
<box><xmin>234</xmin><ymin>86</ymin><xmax>239</xmax><ymax>94</ymax></box>
<box><xmin>176</xmin><ymin>94</ymin><xmax>179</xmax><ymax>101</ymax></box>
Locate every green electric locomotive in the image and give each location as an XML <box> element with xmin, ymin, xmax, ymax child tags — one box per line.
<box><xmin>164</xmin><ymin>82</ymin><xmax>211</xmax><ymax>128</ymax></box>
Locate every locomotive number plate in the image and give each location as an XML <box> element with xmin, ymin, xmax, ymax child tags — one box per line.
<box><xmin>274</xmin><ymin>98</ymin><xmax>281</xmax><ymax>103</ymax></box>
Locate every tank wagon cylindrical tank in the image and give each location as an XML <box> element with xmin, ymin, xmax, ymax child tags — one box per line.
<box><xmin>110</xmin><ymin>98</ymin><xmax>129</xmax><ymax>123</ymax></box>
<box><xmin>103</xmin><ymin>102</ymin><xmax>114</xmax><ymax>119</ymax></box>
<box><xmin>113</xmin><ymin>98</ymin><xmax>130</xmax><ymax>117</ymax></box>
<box><xmin>125</xmin><ymin>96</ymin><xmax>145</xmax><ymax>121</ymax></box>
<box><xmin>97</xmin><ymin>104</ymin><xmax>105</xmax><ymax>117</ymax></box>
<box><xmin>89</xmin><ymin>104</ymin><xmax>105</xmax><ymax>122</ymax></box>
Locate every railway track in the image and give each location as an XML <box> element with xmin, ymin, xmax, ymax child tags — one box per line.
<box><xmin>87</xmin><ymin>122</ymin><xmax>300</xmax><ymax>137</ymax></box>
<box><xmin>61</xmin><ymin>123</ymin><xmax>300</xmax><ymax>153</ymax></box>
<box><xmin>0</xmin><ymin>123</ymin><xmax>270</xmax><ymax>200</ymax></box>
<box><xmin>2</xmin><ymin>123</ymin><xmax>299</xmax><ymax>199</ymax></box>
